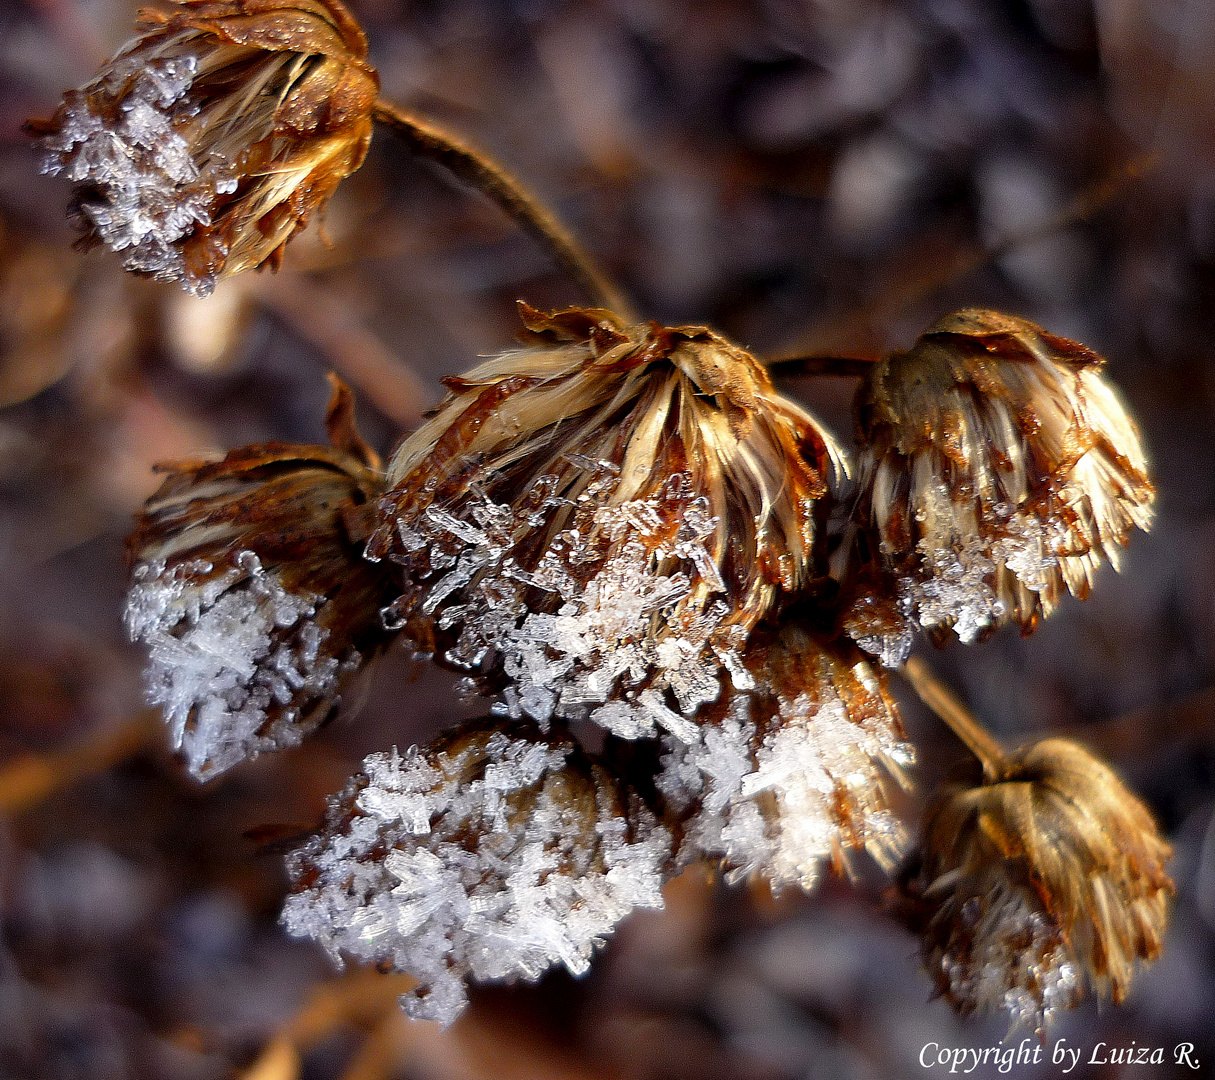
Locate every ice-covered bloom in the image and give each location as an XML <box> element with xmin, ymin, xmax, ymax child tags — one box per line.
<box><xmin>658</xmin><ymin>625</ymin><xmax>913</xmax><ymax>891</ymax></box>
<box><xmin>899</xmin><ymin>738</ymin><xmax>1172</xmax><ymax>1036</ymax></box>
<box><xmin>844</xmin><ymin>309</ymin><xmax>1154</xmax><ymax>659</ymax></box>
<box><xmin>368</xmin><ymin>303</ymin><xmax>848</xmax><ymax>740</ymax></box>
<box><xmin>125</xmin><ymin>377</ymin><xmax>396</xmax><ymax>779</ymax></box>
<box><xmin>281</xmin><ymin>719</ymin><xmax>672</xmax><ymax>1025</ymax></box>
<box><xmin>34</xmin><ymin>0</ymin><xmax>378</xmax><ymax>295</ymax></box>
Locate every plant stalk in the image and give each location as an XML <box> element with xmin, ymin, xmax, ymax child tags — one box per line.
<box><xmin>900</xmin><ymin>655</ymin><xmax>1008</xmax><ymax>781</ymax></box>
<box><xmin>372</xmin><ymin>100</ymin><xmax>633</xmax><ymax>319</ymax></box>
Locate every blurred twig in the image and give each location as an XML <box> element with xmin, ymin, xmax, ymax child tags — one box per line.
<box><xmin>0</xmin><ymin>711</ymin><xmax>159</xmax><ymax>816</ymax></box>
<box><xmin>900</xmin><ymin>656</ymin><xmax>1008</xmax><ymax>781</ymax></box>
<box><xmin>769</xmin><ymin>153</ymin><xmax>1158</xmax><ymax>366</ymax></box>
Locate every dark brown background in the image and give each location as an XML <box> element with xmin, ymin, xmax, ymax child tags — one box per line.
<box><xmin>1</xmin><ymin>0</ymin><xmax>1213</xmax><ymax>1076</ymax></box>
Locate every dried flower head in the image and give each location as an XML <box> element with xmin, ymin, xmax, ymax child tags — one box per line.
<box><xmin>34</xmin><ymin>0</ymin><xmax>378</xmax><ymax>295</ymax></box>
<box><xmin>281</xmin><ymin>719</ymin><xmax>671</xmax><ymax>1026</ymax></box>
<box><xmin>125</xmin><ymin>377</ymin><xmax>395</xmax><ymax>778</ymax></box>
<box><xmin>658</xmin><ymin>624</ymin><xmax>913</xmax><ymax>891</ymax></box>
<box><xmin>369</xmin><ymin>304</ymin><xmax>847</xmax><ymax>741</ymax></box>
<box><xmin>846</xmin><ymin>310</ymin><xmax>1154</xmax><ymax>656</ymax></box>
<box><xmin>900</xmin><ymin>738</ymin><xmax>1172</xmax><ymax>1036</ymax></box>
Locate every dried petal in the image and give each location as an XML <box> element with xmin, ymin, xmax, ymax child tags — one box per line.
<box><xmin>900</xmin><ymin>738</ymin><xmax>1172</xmax><ymax>1036</ymax></box>
<box><xmin>281</xmin><ymin>719</ymin><xmax>672</xmax><ymax>1025</ymax></box>
<box><xmin>847</xmin><ymin>310</ymin><xmax>1154</xmax><ymax>651</ymax></box>
<box><xmin>370</xmin><ymin>304</ymin><xmax>848</xmax><ymax>739</ymax></box>
<box><xmin>34</xmin><ymin>0</ymin><xmax>378</xmax><ymax>295</ymax></box>
<box><xmin>658</xmin><ymin>625</ymin><xmax>913</xmax><ymax>891</ymax></box>
<box><xmin>125</xmin><ymin>377</ymin><xmax>395</xmax><ymax>778</ymax></box>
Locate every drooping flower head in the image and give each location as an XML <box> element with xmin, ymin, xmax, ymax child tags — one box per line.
<box><xmin>368</xmin><ymin>304</ymin><xmax>848</xmax><ymax>741</ymax></box>
<box><xmin>844</xmin><ymin>310</ymin><xmax>1154</xmax><ymax>659</ymax></box>
<box><xmin>898</xmin><ymin>738</ymin><xmax>1172</xmax><ymax>1036</ymax></box>
<box><xmin>34</xmin><ymin>0</ymin><xmax>378</xmax><ymax>295</ymax></box>
<box><xmin>281</xmin><ymin>718</ymin><xmax>672</xmax><ymax>1025</ymax></box>
<box><xmin>658</xmin><ymin>623</ymin><xmax>913</xmax><ymax>891</ymax></box>
<box><xmin>126</xmin><ymin>377</ymin><xmax>397</xmax><ymax>778</ymax></box>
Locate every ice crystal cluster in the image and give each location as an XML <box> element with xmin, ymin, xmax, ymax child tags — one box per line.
<box><xmin>846</xmin><ymin>309</ymin><xmax>1155</xmax><ymax>655</ymax></box>
<box><xmin>36</xmin><ymin>0</ymin><xmax>377</xmax><ymax>294</ymax></box>
<box><xmin>659</xmin><ymin>627</ymin><xmax>913</xmax><ymax>889</ymax></box>
<box><xmin>903</xmin><ymin>739</ymin><xmax>1172</xmax><ymax>1035</ymax></box>
<box><xmin>282</xmin><ymin>722</ymin><xmax>670</xmax><ymax>1024</ymax></box>
<box><xmin>127</xmin><ymin>550</ymin><xmax>357</xmax><ymax>778</ymax></box>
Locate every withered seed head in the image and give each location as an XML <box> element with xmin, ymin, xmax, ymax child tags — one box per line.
<box><xmin>368</xmin><ymin>303</ymin><xmax>848</xmax><ymax>741</ymax></box>
<box><xmin>34</xmin><ymin>0</ymin><xmax>378</xmax><ymax>295</ymax></box>
<box><xmin>125</xmin><ymin>376</ymin><xmax>396</xmax><ymax>779</ymax></box>
<box><xmin>280</xmin><ymin>717</ymin><xmax>671</xmax><ymax>1026</ymax></box>
<box><xmin>846</xmin><ymin>309</ymin><xmax>1154</xmax><ymax>656</ymax></box>
<box><xmin>901</xmin><ymin>738</ymin><xmax>1172</xmax><ymax>1036</ymax></box>
<box><xmin>659</xmin><ymin>624</ymin><xmax>913</xmax><ymax>891</ymax></box>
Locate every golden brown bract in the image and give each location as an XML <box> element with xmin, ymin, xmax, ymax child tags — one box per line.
<box><xmin>846</xmin><ymin>310</ymin><xmax>1154</xmax><ymax>654</ymax></box>
<box><xmin>124</xmin><ymin>377</ymin><xmax>397</xmax><ymax>778</ymax></box>
<box><xmin>36</xmin><ymin>0</ymin><xmax>378</xmax><ymax>295</ymax></box>
<box><xmin>367</xmin><ymin>305</ymin><xmax>847</xmax><ymax>736</ymax></box>
<box><xmin>900</xmin><ymin>738</ymin><xmax>1172</xmax><ymax>1036</ymax></box>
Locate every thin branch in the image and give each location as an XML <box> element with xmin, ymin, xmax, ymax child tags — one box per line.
<box><xmin>900</xmin><ymin>656</ymin><xmax>1008</xmax><ymax>781</ymax></box>
<box><xmin>372</xmin><ymin>100</ymin><xmax>634</xmax><ymax>319</ymax></box>
<box><xmin>0</xmin><ymin>711</ymin><xmax>160</xmax><ymax>816</ymax></box>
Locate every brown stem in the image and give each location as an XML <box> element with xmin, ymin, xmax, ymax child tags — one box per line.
<box><xmin>900</xmin><ymin>655</ymin><xmax>1008</xmax><ymax>781</ymax></box>
<box><xmin>371</xmin><ymin>100</ymin><xmax>634</xmax><ymax>319</ymax></box>
<box><xmin>766</xmin><ymin>354</ymin><xmax>881</xmax><ymax>379</ymax></box>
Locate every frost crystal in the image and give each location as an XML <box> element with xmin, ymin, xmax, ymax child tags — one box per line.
<box><xmin>281</xmin><ymin>723</ymin><xmax>671</xmax><ymax>1025</ymax></box>
<box><xmin>382</xmin><ymin>463</ymin><xmax>746</xmax><ymax>741</ymax></box>
<box><xmin>658</xmin><ymin>628</ymin><xmax>913</xmax><ymax>890</ymax></box>
<box><xmin>126</xmin><ymin>552</ymin><xmax>357</xmax><ymax>778</ymax></box>
<box><xmin>40</xmin><ymin>47</ymin><xmax>228</xmax><ymax>293</ymax></box>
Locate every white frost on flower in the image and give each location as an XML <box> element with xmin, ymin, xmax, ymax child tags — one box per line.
<box><xmin>125</xmin><ymin>550</ymin><xmax>358</xmax><ymax>779</ymax></box>
<box><xmin>39</xmin><ymin>44</ymin><xmax>235</xmax><ymax>294</ymax></box>
<box><xmin>384</xmin><ymin>463</ymin><xmax>745</xmax><ymax>743</ymax></box>
<box><xmin>281</xmin><ymin>728</ymin><xmax>671</xmax><ymax>1026</ymax></box>
<box><xmin>657</xmin><ymin>640</ymin><xmax>913</xmax><ymax>891</ymax></box>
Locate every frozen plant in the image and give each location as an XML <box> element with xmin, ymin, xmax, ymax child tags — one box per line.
<box><xmin>37</xmin><ymin>0</ymin><xmax>1173</xmax><ymax>1036</ymax></box>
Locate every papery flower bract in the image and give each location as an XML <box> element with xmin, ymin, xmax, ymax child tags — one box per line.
<box><xmin>899</xmin><ymin>738</ymin><xmax>1172</xmax><ymax>1036</ymax></box>
<box><xmin>125</xmin><ymin>377</ymin><xmax>396</xmax><ymax>779</ymax></box>
<box><xmin>34</xmin><ymin>0</ymin><xmax>378</xmax><ymax>295</ymax></box>
<box><xmin>369</xmin><ymin>304</ymin><xmax>848</xmax><ymax>742</ymax></box>
<box><xmin>845</xmin><ymin>310</ymin><xmax>1154</xmax><ymax>658</ymax></box>
<box><xmin>281</xmin><ymin>718</ymin><xmax>672</xmax><ymax>1026</ymax></box>
<box><xmin>658</xmin><ymin>624</ymin><xmax>913</xmax><ymax>891</ymax></box>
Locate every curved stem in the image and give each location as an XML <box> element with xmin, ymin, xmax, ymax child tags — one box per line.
<box><xmin>372</xmin><ymin>100</ymin><xmax>634</xmax><ymax>319</ymax></box>
<box><xmin>900</xmin><ymin>655</ymin><xmax>1008</xmax><ymax>782</ymax></box>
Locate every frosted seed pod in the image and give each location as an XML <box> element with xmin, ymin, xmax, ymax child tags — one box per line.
<box><xmin>280</xmin><ymin>719</ymin><xmax>672</xmax><ymax>1026</ymax></box>
<box><xmin>33</xmin><ymin>0</ymin><xmax>378</xmax><ymax>295</ymax></box>
<box><xmin>125</xmin><ymin>377</ymin><xmax>395</xmax><ymax>779</ymax></box>
<box><xmin>898</xmin><ymin>738</ymin><xmax>1172</xmax><ymax>1037</ymax></box>
<box><xmin>369</xmin><ymin>303</ymin><xmax>849</xmax><ymax>740</ymax></box>
<box><xmin>657</xmin><ymin>624</ymin><xmax>914</xmax><ymax>892</ymax></box>
<box><xmin>844</xmin><ymin>309</ymin><xmax>1154</xmax><ymax>654</ymax></box>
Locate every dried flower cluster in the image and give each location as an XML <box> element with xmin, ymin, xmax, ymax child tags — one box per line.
<box><xmin>38</xmin><ymin>0</ymin><xmax>1170</xmax><ymax>1034</ymax></box>
<box><xmin>843</xmin><ymin>309</ymin><xmax>1154</xmax><ymax>660</ymax></box>
<box><xmin>898</xmin><ymin>739</ymin><xmax>1172</xmax><ymax>1036</ymax></box>
<box><xmin>33</xmin><ymin>0</ymin><xmax>377</xmax><ymax>295</ymax></box>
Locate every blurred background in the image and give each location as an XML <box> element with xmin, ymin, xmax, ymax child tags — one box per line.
<box><xmin>2</xmin><ymin>0</ymin><xmax>1215</xmax><ymax>1076</ymax></box>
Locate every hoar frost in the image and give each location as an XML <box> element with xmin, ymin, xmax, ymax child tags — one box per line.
<box><xmin>126</xmin><ymin>551</ymin><xmax>358</xmax><ymax>779</ymax></box>
<box><xmin>281</xmin><ymin>724</ymin><xmax>671</xmax><ymax>1025</ymax></box>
